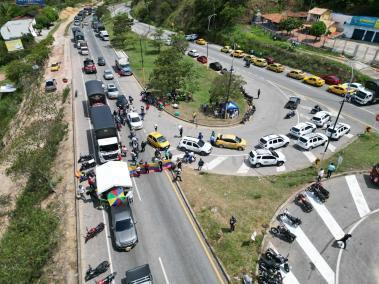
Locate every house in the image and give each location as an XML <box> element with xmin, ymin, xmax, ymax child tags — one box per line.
<box><xmin>0</xmin><ymin>18</ymin><xmax>37</xmax><ymax>41</ymax></box>
<box><xmin>261</xmin><ymin>11</ymin><xmax>308</xmax><ymax>29</ymax></box>
<box><xmin>306</xmin><ymin>7</ymin><xmax>337</xmax><ymax>33</ymax></box>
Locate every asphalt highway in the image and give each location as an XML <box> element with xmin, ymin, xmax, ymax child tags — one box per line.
<box><xmin>72</xmin><ymin>19</ymin><xmax>223</xmax><ymax>283</ymax></box>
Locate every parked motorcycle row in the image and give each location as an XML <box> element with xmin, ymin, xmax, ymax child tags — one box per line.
<box><xmin>257</xmin><ymin>248</ymin><xmax>290</xmax><ymax>284</ymax></box>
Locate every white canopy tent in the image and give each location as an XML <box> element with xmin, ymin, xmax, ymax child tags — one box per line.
<box><xmin>96</xmin><ymin>161</ymin><xmax>132</xmax><ymax>195</ymax></box>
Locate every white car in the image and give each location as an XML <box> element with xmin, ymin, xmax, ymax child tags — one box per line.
<box><xmin>296</xmin><ymin>133</ymin><xmax>328</xmax><ymax>150</ymax></box>
<box><xmin>249</xmin><ymin>149</ymin><xmax>286</xmax><ymax>168</ymax></box>
<box><xmin>289</xmin><ymin>122</ymin><xmax>316</xmax><ymax>138</ymax></box>
<box><xmin>326</xmin><ymin>123</ymin><xmax>350</xmax><ymax>140</ymax></box>
<box><xmin>178</xmin><ymin>136</ymin><xmax>212</xmax><ymax>156</ymax></box>
<box><xmin>80</xmin><ymin>47</ymin><xmax>89</xmax><ymax>55</ymax></box>
<box><xmin>342</xmin><ymin>82</ymin><xmax>364</xmax><ymax>92</ymax></box>
<box><xmin>103</xmin><ymin>69</ymin><xmax>114</xmax><ymax>80</ymax></box>
<box><xmin>311</xmin><ymin>111</ymin><xmax>331</xmax><ymax>127</ymax></box>
<box><xmin>106</xmin><ymin>83</ymin><xmax>119</xmax><ymax>99</ymax></box>
<box><xmin>258</xmin><ymin>134</ymin><xmax>290</xmax><ymax>150</ymax></box>
<box><xmin>127</xmin><ymin>112</ymin><xmax>143</xmax><ymax>130</ymax></box>
<box><xmin>187</xmin><ymin>49</ymin><xmax>199</xmax><ymax>57</ymax></box>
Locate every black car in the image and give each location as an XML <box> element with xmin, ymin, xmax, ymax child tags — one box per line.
<box><xmin>209</xmin><ymin>61</ymin><xmax>222</xmax><ymax>71</ymax></box>
<box><xmin>97</xmin><ymin>56</ymin><xmax>106</xmax><ymax>66</ymax></box>
<box><xmin>116</xmin><ymin>95</ymin><xmax>129</xmax><ymax>108</ymax></box>
<box><xmin>285</xmin><ymin>96</ymin><xmax>301</xmax><ymax>110</ymax></box>
<box><xmin>123</xmin><ymin>264</ymin><xmax>152</xmax><ymax>284</ymax></box>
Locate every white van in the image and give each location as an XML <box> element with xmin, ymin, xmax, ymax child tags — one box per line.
<box><xmin>99</xmin><ymin>30</ymin><xmax>109</xmax><ymax>41</ymax></box>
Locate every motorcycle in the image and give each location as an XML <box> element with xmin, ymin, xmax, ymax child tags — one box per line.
<box><xmin>294</xmin><ymin>193</ymin><xmax>313</xmax><ymax>213</ymax></box>
<box><xmin>80</xmin><ymin>159</ymin><xmax>96</xmax><ymax>171</ymax></box>
<box><xmin>270</xmin><ymin>225</ymin><xmax>296</xmax><ymax>243</ymax></box>
<box><xmin>277</xmin><ymin>211</ymin><xmax>302</xmax><ymax>227</ymax></box>
<box><xmin>258</xmin><ymin>270</ymin><xmax>283</xmax><ymax>284</ymax></box>
<box><xmin>311</xmin><ymin>182</ymin><xmax>330</xmax><ymax>199</ymax></box>
<box><xmin>265</xmin><ymin>248</ymin><xmax>290</xmax><ymax>273</ymax></box>
<box><xmin>310</xmin><ymin>105</ymin><xmax>322</xmax><ymax>114</ymax></box>
<box><xmin>85</xmin><ymin>222</ymin><xmax>105</xmax><ymax>243</ymax></box>
<box><xmin>307</xmin><ymin>185</ymin><xmax>326</xmax><ymax>203</ymax></box>
<box><xmin>95</xmin><ymin>272</ymin><xmax>117</xmax><ymax>284</ymax></box>
<box><xmin>78</xmin><ymin>153</ymin><xmax>94</xmax><ymax>163</ymax></box>
<box><xmin>85</xmin><ymin>261</ymin><xmax>110</xmax><ymax>281</ymax></box>
<box><xmin>183</xmin><ymin>152</ymin><xmax>196</xmax><ymax>163</ymax></box>
<box><xmin>284</xmin><ymin>110</ymin><xmax>295</xmax><ymax>119</ymax></box>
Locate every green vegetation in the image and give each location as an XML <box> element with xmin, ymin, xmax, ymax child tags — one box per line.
<box><xmin>278</xmin><ymin>17</ymin><xmax>303</xmax><ymax>34</ymax></box>
<box><xmin>62</xmin><ymin>86</ymin><xmax>70</xmax><ymax>103</ymax></box>
<box><xmin>181</xmin><ymin>132</ymin><xmax>379</xmax><ymax>279</ymax></box>
<box><xmin>209</xmin><ymin>73</ymin><xmax>246</xmax><ymax>104</ymax></box>
<box><xmin>310</xmin><ymin>21</ymin><xmax>327</xmax><ymax>39</ymax></box>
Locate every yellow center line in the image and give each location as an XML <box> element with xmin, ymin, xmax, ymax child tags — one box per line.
<box><xmin>163</xmin><ymin>170</ymin><xmax>226</xmax><ymax>284</ymax></box>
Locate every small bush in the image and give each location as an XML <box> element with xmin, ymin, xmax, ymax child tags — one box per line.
<box><xmin>62</xmin><ymin>86</ymin><xmax>70</xmax><ymax>103</ymax></box>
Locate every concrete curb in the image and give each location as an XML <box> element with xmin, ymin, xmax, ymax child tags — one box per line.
<box><xmin>169</xmin><ymin>170</ymin><xmax>231</xmax><ymax>283</ymax></box>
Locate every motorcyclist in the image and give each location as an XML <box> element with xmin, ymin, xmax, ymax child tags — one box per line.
<box><xmin>245</xmin><ymin>60</ymin><xmax>251</xmax><ymax>67</ymax></box>
<box><xmin>313</xmin><ymin>105</ymin><xmax>321</xmax><ymax>112</ymax></box>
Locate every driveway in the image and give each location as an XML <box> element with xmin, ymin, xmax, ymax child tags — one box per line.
<box><xmin>263</xmin><ymin>173</ymin><xmax>379</xmax><ymax>284</ymax></box>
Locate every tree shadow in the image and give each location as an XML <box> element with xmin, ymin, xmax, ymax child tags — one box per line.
<box><xmin>221</xmin><ymin>227</ymin><xmax>231</xmax><ymax>233</ymax></box>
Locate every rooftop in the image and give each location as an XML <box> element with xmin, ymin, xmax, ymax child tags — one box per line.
<box><xmin>308</xmin><ymin>7</ymin><xmax>329</xmax><ymax>15</ymax></box>
<box><xmin>0</xmin><ymin>18</ymin><xmax>36</xmax><ymax>41</ymax></box>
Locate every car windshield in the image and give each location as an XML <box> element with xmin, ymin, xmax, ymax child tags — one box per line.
<box><xmin>46</xmin><ymin>81</ymin><xmax>54</xmax><ymax>86</ymax></box>
<box><xmin>327</xmin><ymin>128</ymin><xmax>337</xmax><ymax>133</ymax></box>
<box><xmin>270</xmin><ymin>151</ymin><xmax>278</xmax><ymax>158</ymax></box>
<box><xmin>118</xmin><ymin>97</ymin><xmax>126</xmax><ymax>104</ymax></box>
<box><xmin>115</xmin><ymin>218</ymin><xmax>132</xmax><ymax>231</ymax></box>
<box><xmin>198</xmin><ymin>140</ymin><xmax>205</xmax><ymax>147</ymax></box>
<box><xmin>235</xmin><ymin>137</ymin><xmax>241</xmax><ymax>143</ymax></box>
<box><xmin>291</xmin><ymin>127</ymin><xmax>300</xmax><ymax>133</ymax></box>
<box><xmin>259</xmin><ymin>138</ymin><xmax>267</xmax><ymax>144</ymax></box>
<box><xmin>131</xmin><ymin>116</ymin><xmax>140</xmax><ymax>122</ymax></box>
<box><xmin>313</xmin><ymin>117</ymin><xmax>321</xmax><ymax>121</ymax></box>
<box><xmin>249</xmin><ymin>152</ymin><xmax>255</xmax><ymax>158</ymax></box>
<box><xmin>290</xmin><ymin>97</ymin><xmax>298</xmax><ymax>102</ymax></box>
<box><xmin>99</xmin><ymin>144</ymin><xmax>119</xmax><ymax>151</ymax></box>
<box><xmin>108</xmin><ymin>87</ymin><xmax>117</xmax><ymax>92</ymax></box>
<box><xmin>157</xmin><ymin>136</ymin><xmax>167</xmax><ymax>143</ymax></box>
<box><xmin>355</xmin><ymin>91</ymin><xmax>367</xmax><ymax>99</ymax></box>
<box><xmin>105</xmin><ymin>70</ymin><xmax>112</xmax><ymax>74</ymax></box>
<box><xmin>299</xmin><ymin>137</ymin><xmax>308</xmax><ymax>143</ymax></box>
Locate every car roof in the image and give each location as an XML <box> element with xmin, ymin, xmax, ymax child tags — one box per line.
<box><xmin>329</xmin><ymin>122</ymin><xmax>349</xmax><ymax>129</ymax></box>
<box><xmin>128</xmin><ymin>112</ymin><xmax>140</xmax><ymax>118</ymax></box>
<box><xmin>262</xmin><ymin>134</ymin><xmax>280</xmax><ymax>140</ymax></box>
<box><xmin>313</xmin><ymin>111</ymin><xmax>329</xmax><ymax>117</ymax></box>
<box><xmin>253</xmin><ymin>149</ymin><xmax>272</xmax><ymax>155</ymax></box>
<box><xmin>149</xmin><ymin>132</ymin><xmax>163</xmax><ymax>138</ymax></box>
<box><xmin>190</xmin><ymin>49</ymin><xmax>197</xmax><ymax>52</ymax></box>
<box><xmin>295</xmin><ymin>122</ymin><xmax>314</xmax><ymax>128</ymax></box>
<box><xmin>218</xmin><ymin>134</ymin><xmax>236</xmax><ymax>139</ymax></box>
<box><xmin>104</xmin><ymin>69</ymin><xmax>112</xmax><ymax>73</ymax></box>
<box><xmin>111</xmin><ymin>202</ymin><xmax>132</xmax><ymax>221</ymax></box>
<box><xmin>125</xmin><ymin>264</ymin><xmax>152</xmax><ymax>283</ymax></box>
<box><xmin>181</xmin><ymin>136</ymin><xmax>199</xmax><ymax>142</ymax></box>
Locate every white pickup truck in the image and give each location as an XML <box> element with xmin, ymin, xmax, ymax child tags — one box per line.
<box><xmin>99</xmin><ymin>30</ymin><xmax>109</xmax><ymax>41</ymax></box>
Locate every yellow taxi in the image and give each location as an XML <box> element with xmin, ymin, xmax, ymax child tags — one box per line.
<box><xmin>50</xmin><ymin>62</ymin><xmax>60</xmax><ymax>72</ymax></box>
<box><xmin>215</xmin><ymin>134</ymin><xmax>246</xmax><ymax>151</ymax></box>
<box><xmin>286</xmin><ymin>69</ymin><xmax>305</xmax><ymax>80</ymax></box>
<box><xmin>267</xmin><ymin>63</ymin><xmax>284</xmax><ymax>73</ymax></box>
<box><xmin>243</xmin><ymin>54</ymin><xmax>257</xmax><ymax>63</ymax></box>
<box><xmin>253</xmin><ymin>58</ymin><xmax>268</xmax><ymax>67</ymax></box>
<box><xmin>147</xmin><ymin>132</ymin><xmax>170</xmax><ymax>150</ymax></box>
<box><xmin>327</xmin><ymin>84</ymin><xmax>356</xmax><ymax>96</ymax></box>
<box><xmin>303</xmin><ymin>76</ymin><xmax>325</xmax><ymax>87</ymax></box>
<box><xmin>195</xmin><ymin>38</ymin><xmax>207</xmax><ymax>45</ymax></box>
<box><xmin>220</xmin><ymin>46</ymin><xmax>231</xmax><ymax>53</ymax></box>
<box><xmin>230</xmin><ymin>50</ymin><xmax>245</xmax><ymax>58</ymax></box>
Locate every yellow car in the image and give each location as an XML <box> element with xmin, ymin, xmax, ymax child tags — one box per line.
<box><xmin>253</xmin><ymin>58</ymin><xmax>268</xmax><ymax>67</ymax></box>
<box><xmin>215</xmin><ymin>134</ymin><xmax>246</xmax><ymax>151</ymax></box>
<box><xmin>327</xmin><ymin>85</ymin><xmax>356</xmax><ymax>96</ymax></box>
<box><xmin>303</xmin><ymin>76</ymin><xmax>325</xmax><ymax>87</ymax></box>
<box><xmin>287</xmin><ymin>69</ymin><xmax>305</xmax><ymax>80</ymax></box>
<box><xmin>220</xmin><ymin>46</ymin><xmax>231</xmax><ymax>53</ymax></box>
<box><xmin>50</xmin><ymin>62</ymin><xmax>60</xmax><ymax>71</ymax></box>
<box><xmin>243</xmin><ymin>55</ymin><xmax>256</xmax><ymax>63</ymax></box>
<box><xmin>230</xmin><ymin>50</ymin><xmax>245</xmax><ymax>58</ymax></box>
<box><xmin>147</xmin><ymin>132</ymin><xmax>170</xmax><ymax>150</ymax></box>
<box><xmin>267</xmin><ymin>63</ymin><xmax>284</xmax><ymax>73</ymax></box>
<box><xmin>196</xmin><ymin>38</ymin><xmax>207</xmax><ymax>45</ymax></box>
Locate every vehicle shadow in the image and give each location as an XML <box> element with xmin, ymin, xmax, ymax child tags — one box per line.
<box><xmin>82</xmin><ymin>100</ymin><xmax>89</xmax><ymax>117</ymax></box>
<box><xmin>363</xmin><ymin>174</ymin><xmax>379</xmax><ymax>190</ymax></box>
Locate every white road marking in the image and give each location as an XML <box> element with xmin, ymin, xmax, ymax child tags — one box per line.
<box><xmin>299</xmin><ymin>113</ymin><xmax>311</xmax><ymax>120</ymax></box>
<box><xmin>276</xmin><ymin>165</ymin><xmax>286</xmax><ymax>172</ymax></box>
<box><xmin>328</xmin><ymin>144</ymin><xmax>336</xmax><ymax>152</ymax></box>
<box><xmin>101</xmin><ymin>209</ymin><xmax>114</xmax><ymax>274</ymax></box>
<box><xmin>305</xmin><ymin>192</ymin><xmax>345</xmax><ymax>239</ymax></box>
<box><xmin>132</xmin><ymin>177</ymin><xmax>142</xmax><ymax>201</ymax></box>
<box><xmin>302</xmin><ymin>151</ymin><xmax>317</xmax><ymax>163</ymax></box>
<box><xmin>158</xmin><ymin>256</ymin><xmax>170</xmax><ymax>284</ymax></box>
<box><xmin>345</xmin><ymin>133</ymin><xmax>353</xmax><ymax>139</ymax></box>
<box><xmin>284</xmin><ymin>225</ymin><xmax>335</xmax><ymax>284</ymax></box>
<box><xmin>299</xmin><ymin>105</ymin><xmax>312</xmax><ymax>111</ymax></box>
<box><xmin>267</xmin><ymin>242</ymin><xmax>300</xmax><ymax>284</ymax></box>
<box><xmin>171</xmin><ymin>154</ymin><xmax>183</xmax><ymax>162</ymax></box>
<box><xmin>205</xmin><ymin>156</ymin><xmax>228</xmax><ymax>170</ymax></box>
<box><xmin>345</xmin><ymin>175</ymin><xmax>371</xmax><ymax>217</ymax></box>
<box><xmin>237</xmin><ymin>161</ymin><xmax>250</xmax><ymax>174</ymax></box>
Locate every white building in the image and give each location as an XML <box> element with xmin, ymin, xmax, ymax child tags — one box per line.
<box><xmin>343</xmin><ymin>16</ymin><xmax>379</xmax><ymax>43</ymax></box>
<box><xmin>0</xmin><ymin>18</ymin><xmax>37</xmax><ymax>41</ymax></box>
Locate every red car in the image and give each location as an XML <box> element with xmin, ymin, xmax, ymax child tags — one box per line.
<box><xmin>264</xmin><ymin>56</ymin><xmax>275</xmax><ymax>65</ymax></box>
<box><xmin>197</xmin><ymin>56</ymin><xmax>208</xmax><ymax>64</ymax></box>
<box><xmin>320</xmin><ymin>74</ymin><xmax>341</xmax><ymax>85</ymax></box>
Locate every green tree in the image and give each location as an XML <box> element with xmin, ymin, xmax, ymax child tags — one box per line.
<box><xmin>113</xmin><ymin>13</ymin><xmax>133</xmax><ymax>35</ymax></box>
<box><xmin>149</xmin><ymin>48</ymin><xmax>199</xmax><ymax>95</ymax></box>
<box><xmin>309</xmin><ymin>21</ymin><xmax>327</xmax><ymax>39</ymax></box>
<box><xmin>279</xmin><ymin>17</ymin><xmax>303</xmax><ymax>34</ymax></box>
<box><xmin>209</xmin><ymin>73</ymin><xmax>246</xmax><ymax>104</ymax></box>
<box><xmin>36</xmin><ymin>14</ymin><xmax>51</xmax><ymax>28</ymax></box>
<box><xmin>152</xmin><ymin>28</ymin><xmax>164</xmax><ymax>53</ymax></box>
<box><xmin>170</xmin><ymin>32</ymin><xmax>188</xmax><ymax>54</ymax></box>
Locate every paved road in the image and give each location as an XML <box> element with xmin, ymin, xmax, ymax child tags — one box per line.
<box><xmin>72</xmin><ymin>18</ymin><xmax>224</xmax><ymax>283</ymax></box>
<box><xmin>109</xmin><ymin>4</ymin><xmax>378</xmax><ymax>176</ymax></box>
<box><xmin>264</xmin><ymin>174</ymin><xmax>379</xmax><ymax>284</ymax></box>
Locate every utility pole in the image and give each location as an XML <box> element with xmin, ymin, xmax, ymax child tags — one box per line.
<box><xmin>139</xmin><ymin>37</ymin><xmax>145</xmax><ymax>85</ymax></box>
<box><xmin>225</xmin><ymin>42</ymin><xmax>236</xmax><ymax>119</ymax></box>
<box><xmin>206</xmin><ymin>13</ymin><xmax>216</xmax><ymax>66</ymax></box>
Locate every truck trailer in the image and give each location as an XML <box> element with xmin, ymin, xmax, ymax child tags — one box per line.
<box><xmin>115</xmin><ymin>50</ymin><xmax>133</xmax><ymax>76</ymax></box>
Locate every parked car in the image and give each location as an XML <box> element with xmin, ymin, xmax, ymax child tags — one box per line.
<box><xmin>289</xmin><ymin>122</ymin><xmax>316</xmax><ymax>138</ymax></box>
<box><xmin>187</xmin><ymin>49</ymin><xmax>199</xmax><ymax>57</ymax></box>
<box><xmin>296</xmin><ymin>133</ymin><xmax>328</xmax><ymax>150</ymax></box>
<box><xmin>197</xmin><ymin>56</ymin><xmax>207</xmax><ymax>64</ymax></box>
<box><xmin>311</xmin><ymin>111</ymin><xmax>331</xmax><ymax>127</ymax></box>
<box><xmin>74</xmin><ymin>20</ymin><xmax>80</xmax><ymax>26</ymax></box>
<box><xmin>220</xmin><ymin>46</ymin><xmax>231</xmax><ymax>53</ymax></box>
<box><xmin>230</xmin><ymin>50</ymin><xmax>245</xmax><ymax>58</ymax></box>
<box><xmin>267</xmin><ymin>63</ymin><xmax>284</xmax><ymax>73</ymax></box>
<box><xmin>327</xmin><ymin>84</ymin><xmax>355</xmax><ymax>96</ymax></box>
<box><xmin>320</xmin><ymin>74</ymin><xmax>341</xmax><ymax>85</ymax></box>
<box><xmin>243</xmin><ymin>55</ymin><xmax>256</xmax><ymax>63</ymax></box>
<box><xmin>116</xmin><ymin>95</ymin><xmax>128</xmax><ymax>109</ymax></box>
<box><xmin>97</xmin><ymin>56</ymin><xmax>106</xmax><ymax>66</ymax></box>
<box><xmin>264</xmin><ymin>56</ymin><xmax>275</xmax><ymax>64</ymax></box>
<box><xmin>258</xmin><ymin>134</ymin><xmax>290</xmax><ymax>150</ymax></box>
<box><xmin>249</xmin><ymin>149</ymin><xmax>286</xmax><ymax>167</ymax></box>
<box><xmin>147</xmin><ymin>132</ymin><xmax>170</xmax><ymax>150</ymax></box>
<box><xmin>287</xmin><ymin>69</ymin><xmax>305</xmax><ymax>80</ymax></box>
<box><xmin>185</xmin><ymin>34</ymin><xmax>198</xmax><ymax>41</ymax></box>
<box><xmin>107</xmin><ymin>83</ymin><xmax>119</xmax><ymax>99</ymax></box>
<box><xmin>45</xmin><ymin>79</ymin><xmax>57</xmax><ymax>92</ymax></box>
<box><xmin>103</xmin><ymin>69</ymin><xmax>114</xmax><ymax>80</ymax></box>
<box><xmin>178</xmin><ymin>136</ymin><xmax>212</xmax><ymax>155</ymax></box>
<box><xmin>124</xmin><ymin>264</ymin><xmax>153</xmax><ymax>284</ymax></box>
<box><xmin>303</xmin><ymin>76</ymin><xmax>325</xmax><ymax>87</ymax></box>
<box><xmin>195</xmin><ymin>38</ymin><xmax>207</xmax><ymax>45</ymax></box>
<box><xmin>110</xmin><ymin>202</ymin><xmax>138</xmax><ymax>250</ymax></box>
<box><xmin>284</xmin><ymin>96</ymin><xmax>301</xmax><ymax>110</ymax></box>
<box><xmin>50</xmin><ymin>62</ymin><xmax>60</xmax><ymax>71</ymax></box>
<box><xmin>215</xmin><ymin>134</ymin><xmax>246</xmax><ymax>150</ymax></box>
<box><xmin>342</xmin><ymin>82</ymin><xmax>365</xmax><ymax>91</ymax></box>
<box><xmin>127</xmin><ymin>112</ymin><xmax>143</xmax><ymax>130</ymax></box>
<box><xmin>209</xmin><ymin>62</ymin><xmax>222</xmax><ymax>71</ymax></box>
<box><xmin>325</xmin><ymin>123</ymin><xmax>350</xmax><ymax>140</ymax></box>
<box><xmin>253</xmin><ymin>58</ymin><xmax>268</xmax><ymax>67</ymax></box>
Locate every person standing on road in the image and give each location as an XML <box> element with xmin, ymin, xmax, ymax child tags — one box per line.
<box><xmin>337</xmin><ymin>233</ymin><xmax>352</xmax><ymax>249</ymax></box>
<box><xmin>210</xmin><ymin>131</ymin><xmax>216</xmax><ymax>145</ymax></box>
<box><xmin>192</xmin><ymin>112</ymin><xmax>197</xmax><ymax>124</ymax></box>
<box><xmin>158</xmin><ymin>159</ymin><xmax>163</xmax><ymax>172</ymax></box>
<box><xmin>326</xmin><ymin>162</ymin><xmax>336</xmax><ymax>178</ymax></box>
<box><xmin>140</xmin><ymin>140</ymin><xmax>147</xmax><ymax>152</ymax></box>
<box><xmin>198</xmin><ymin>158</ymin><xmax>204</xmax><ymax>171</ymax></box>
<box><xmin>178</xmin><ymin>125</ymin><xmax>183</xmax><ymax>137</ymax></box>
<box><xmin>176</xmin><ymin>159</ymin><xmax>182</xmax><ymax>170</ymax></box>
<box><xmin>174</xmin><ymin>168</ymin><xmax>182</xmax><ymax>181</ymax></box>
<box><xmin>230</xmin><ymin>216</ymin><xmax>237</xmax><ymax>232</ymax></box>
<box><xmin>257</xmin><ymin>88</ymin><xmax>261</xmax><ymax>99</ymax></box>
<box><xmin>144</xmin><ymin>161</ymin><xmax>149</xmax><ymax>174</ymax></box>
<box><xmin>317</xmin><ymin>168</ymin><xmax>324</xmax><ymax>182</ymax></box>
<box><xmin>198</xmin><ymin>132</ymin><xmax>203</xmax><ymax>141</ymax></box>
<box><xmin>154</xmin><ymin>123</ymin><xmax>158</xmax><ymax>132</ymax></box>
<box><xmin>76</xmin><ymin>185</ymin><xmax>85</xmax><ymax>200</ymax></box>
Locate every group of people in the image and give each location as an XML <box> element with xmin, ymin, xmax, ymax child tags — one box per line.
<box><xmin>317</xmin><ymin>162</ymin><xmax>337</xmax><ymax>181</ymax></box>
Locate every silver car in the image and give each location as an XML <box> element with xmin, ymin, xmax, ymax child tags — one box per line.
<box><xmin>107</xmin><ymin>83</ymin><xmax>119</xmax><ymax>99</ymax></box>
<box><xmin>111</xmin><ymin>202</ymin><xmax>138</xmax><ymax>250</ymax></box>
<box><xmin>103</xmin><ymin>69</ymin><xmax>114</xmax><ymax>80</ymax></box>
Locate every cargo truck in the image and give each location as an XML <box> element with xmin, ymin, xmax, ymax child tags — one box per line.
<box><xmin>115</xmin><ymin>50</ymin><xmax>133</xmax><ymax>76</ymax></box>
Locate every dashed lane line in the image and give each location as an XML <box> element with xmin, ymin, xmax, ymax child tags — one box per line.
<box><xmin>345</xmin><ymin>175</ymin><xmax>371</xmax><ymax>218</ymax></box>
<box><xmin>328</xmin><ymin>144</ymin><xmax>336</xmax><ymax>152</ymax></box>
<box><xmin>158</xmin><ymin>256</ymin><xmax>170</xmax><ymax>284</ymax></box>
<box><xmin>302</xmin><ymin>151</ymin><xmax>317</xmax><ymax>163</ymax></box>
<box><xmin>205</xmin><ymin>156</ymin><xmax>228</xmax><ymax>170</ymax></box>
